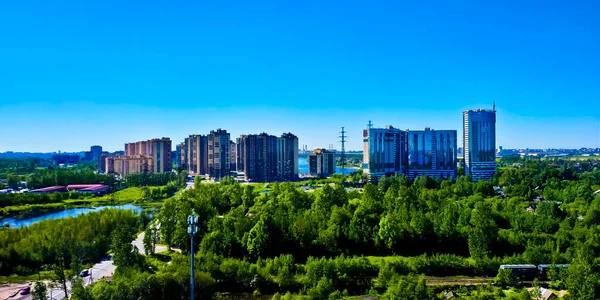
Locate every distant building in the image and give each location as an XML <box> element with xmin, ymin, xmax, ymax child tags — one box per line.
<box><xmin>363</xmin><ymin>126</ymin><xmax>408</xmax><ymax>181</ymax></box>
<box><xmin>407</xmin><ymin>128</ymin><xmax>457</xmax><ymax>179</ymax></box>
<box><xmin>106</xmin><ymin>137</ymin><xmax>172</xmax><ymax>176</ymax></box>
<box><xmin>84</xmin><ymin>151</ymin><xmax>93</xmax><ymax>161</ymax></box>
<box><xmin>239</xmin><ymin>133</ymin><xmax>279</xmax><ymax>182</ymax></box>
<box><xmin>184</xmin><ymin>135</ymin><xmax>208</xmax><ymax>175</ymax></box>
<box><xmin>98</xmin><ymin>154</ymin><xmax>108</xmax><ymax>173</ymax></box>
<box><xmin>175</xmin><ymin>143</ymin><xmax>183</xmax><ymax>167</ymax></box>
<box><xmin>309</xmin><ymin>148</ymin><xmax>336</xmax><ymax>177</ymax></box>
<box><xmin>151</xmin><ymin>138</ymin><xmax>172</xmax><ymax>173</ymax></box>
<box><xmin>208</xmin><ymin>129</ymin><xmax>231</xmax><ymax>180</ymax></box>
<box><xmin>90</xmin><ymin>145</ymin><xmax>102</xmax><ymax>161</ymax></box>
<box><xmin>463</xmin><ymin>108</ymin><xmax>496</xmax><ymax>181</ymax></box>
<box><xmin>278</xmin><ymin>133</ymin><xmax>299</xmax><ymax>180</ymax></box>
<box><xmin>52</xmin><ymin>154</ymin><xmax>80</xmax><ymax>165</ymax></box>
<box><xmin>230</xmin><ymin>140</ymin><xmax>237</xmax><ymax>172</ymax></box>
<box><xmin>108</xmin><ymin>154</ymin><xmax>152</xmax><ymax>175</ymax></box>
<box><xmin>178</xmin><ymin>142</ymin><xmax>185</xmax><ymax>169</ymax></box>
<box><xmin>236</xmin><ymin>137</ymin><xmax>244</xmax><ymax>172</ymax></box>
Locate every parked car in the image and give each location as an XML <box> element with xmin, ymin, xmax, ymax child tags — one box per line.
<box><xmin>79</xmin><ymin>270</ymin><xmax>90</xmax><ymax>277</ymax></box>
<box><xmin>19</xmin><ymin>286</ymin><xmax>30</xmax><ymax>295</ymax></box>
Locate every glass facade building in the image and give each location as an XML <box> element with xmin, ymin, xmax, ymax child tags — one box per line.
<box><xmin>407</xmin><ymin>128</ymin><xmax>457</xmax><ymax>179</ymax></box>
<box><xmin>363</xmin><ymin>126</ymin><xmax>407</xmax><ymax>181</ymax></box>
<box><xmin>463</xmin><ymin>109</ymin><xmax>496</xmax><ymax>181</ymax></box>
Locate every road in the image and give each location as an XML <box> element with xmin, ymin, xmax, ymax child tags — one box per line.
<box><xmin>132</xmin><ymin>231</ymin><xmax>167</xmax><ymax>255</ymax></box>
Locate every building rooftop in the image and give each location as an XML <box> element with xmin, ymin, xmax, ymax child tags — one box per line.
<box><xmin>464</xmin><ymin>108</ymin><xmax>495</xmax><ymax>113</ymax></box>
<box><xmin>30</xmin><ymin>186</ymin><xmax>67</xmax><ymax>192</ymax></box>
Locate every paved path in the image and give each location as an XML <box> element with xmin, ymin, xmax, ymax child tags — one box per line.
<box><xmin>132</xmin><ymin>231</ymin><xmax>168</xmax><ymax>255</ymax></box>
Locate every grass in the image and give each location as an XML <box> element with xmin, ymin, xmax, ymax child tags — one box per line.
<box><xmin>96</xmin><ymin>187</ymin><xmax>144</xmax><ymax>202</ymax></box>
<box><xmin>0</xmin><ymin>271</ymin><xmax>54</xmax><ymax>283</ymax></box>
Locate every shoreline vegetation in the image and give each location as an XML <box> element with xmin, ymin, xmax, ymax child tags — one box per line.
<box><xmin>0</xmin><ymin>187</ymin><xmax>167</xmax><ymax>221</ymax></box>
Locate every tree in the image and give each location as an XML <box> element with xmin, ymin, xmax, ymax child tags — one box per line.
<box><xmin>383</xmin><ymin>276</ymin><xmax>432</xmax><ymax>300</ymax></box>
<box><xmin>245</xmin><ymin>217</ymin><xmax>270</xmax><ymax>258</ymax></box>
<box><xmin>307</xmin><ymin>277</ymin><xmax>334</xmax><ymax>300</ymax></box>
<box><xmin>566</xmin><ymin>246</ymin><xmax>599</xmax><ymax>300</ymax></box>
<box><xmin>143</xmin><ymin>226</ymin><xmax>158</xmax><ymax>255</ymax></box>
<box><xmin>494</xmin><ymin>268</ymin><xmax>516</xmax><ymax>287</ymax></box>
<box><xmin>111</xmin><ymin>225</ymin><xmax>143</xmax><ymax>268</ymax></box>
<box><xmin>70</xmin><ymin>277</ymin><xmax>93</xmax><ymax>300</ymax></box>
<box><xmin>31</xmin><ymin>281</ymin><xmax>48</xmax><ymax>300</ymax></box>
<box><xmin>159</xmin><ymin>198</ymin><xmax>177</xmax><ymax>249</ymax></box>
<box><xmin>7</xmin><ymin>174</ymin><xmax>19</xmax><ymax>189</ymax></box>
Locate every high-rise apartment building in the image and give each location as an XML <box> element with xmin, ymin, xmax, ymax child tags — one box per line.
<box><xmin>278</xmin><ymin>133</ymin><xmax>299</xmax><ymax>180</ymax></box>
<box><xmin>110</xmin><ymin>155</ymin><xmax>153</xmax><ymax>175</ymax></box>
<box><xmin>208</xmin><ymin>129</ymin><xmax>230</xmax><ymax>180</ymax></box>
<box><xmin>309</xmin><ymin>148</ymin><xmax>336</xmax><ymax>177</ymax></box>
<box><xmin>184</xmin><ymin>135</ymin><xmax>208</xmax><ymax>175</ymax></box>
<box><xmin>178</xmin><ymin>142</ymin><xmax>186</xmax><ymax>168</ymax></box>
<box><xmin>175</xmin><ymin>143</ymin><xmax>182</xmax><ymax>167</ymax></box>
<box><xmin>463</xmin><ymin>108</ymin><xmax>496</xmax><ymax>181</ymax></box>
<box><xmin>363</xmin><ymin>126</ymin><xmax>407</xmax><ymax>181</ymax></box>
<box><xmin>98</xmin><ymin>153</ymin><xmax>107</xmax><ymax>173</ymax></box>
<box><xmin>407</xmin><ymin>128</ymin><xmax>457</xmax><ymax>179</ymax></box>
<box><xmin>109</xmin><ymin>138</ymin><xmax>172</xmax><ymax>175</ymax></box>
<box><xmin>230</xmin><ymin>141</ymin><xmax>237</xmax><ymax>172</ymax></box>
<box><xmin>239</xmin><ymin>133</ymin><xmax>279</xmax><ymax>182</ymax></box>
<box><xmin>236</xmin><ymin>137</ymin><xmax>244</xmax><ymax>172</ymax></box>
<box><xmin>151</xmin><ymin>138</ymin><xmax>172</xmax><ymax>173</ymax></box>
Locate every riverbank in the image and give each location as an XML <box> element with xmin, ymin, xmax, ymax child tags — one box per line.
<box><xmin>0</xmin><ymin>187</ymin><xmax>165</xmax><ymax>222</ymax></box>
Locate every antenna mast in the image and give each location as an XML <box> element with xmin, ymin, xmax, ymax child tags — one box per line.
<box><xmin>339</xmin><ymin>127</ymin><xmax>347</xmax><ymax>175</ymax></box>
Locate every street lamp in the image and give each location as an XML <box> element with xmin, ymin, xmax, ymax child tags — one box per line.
<box><xmin>187</xmin><ymin>209</ymin><xmax>199</xmax><ymax>300</ymax></box>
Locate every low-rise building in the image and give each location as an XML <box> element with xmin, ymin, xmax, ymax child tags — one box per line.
<box><xmin>30</xmin><ymin>186</ymin><xmax>68</xmax><ymax>194</ymax></box>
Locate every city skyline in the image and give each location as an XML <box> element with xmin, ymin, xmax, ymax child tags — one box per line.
<box><xmin>1</xmin><ymin>1</ymin><xmax>600</xmax><ymax>152</ymax></box>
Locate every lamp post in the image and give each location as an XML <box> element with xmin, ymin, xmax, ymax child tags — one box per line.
<box><xmin>187</xmin><ymin>210</ymin><xmax>198</xmax><ymax>300</ymax></box>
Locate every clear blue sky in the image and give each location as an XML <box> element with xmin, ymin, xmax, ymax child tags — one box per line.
<box><xmin>1</xmin><ymin>0</ymin><xmax>599</xmax><ymax>152</ymax></box>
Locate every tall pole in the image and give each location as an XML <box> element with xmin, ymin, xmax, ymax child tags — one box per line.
<box><xmin>190</xmin><ymin>234</ymin><xmax>194</xmax><ymax>300</ymax></box>
<box><xmin>187</xmin><ymin>210</ymin><xmax>198</xmax><ymax>300</ymax></box>
<box><xmin>339</xmin><ymin>127</ymin><xmax>347</xmax><ymax>175</ymax></box>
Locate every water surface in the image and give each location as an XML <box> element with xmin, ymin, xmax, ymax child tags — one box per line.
<box><xmin>1</xmin><ymin>204</ymin><xmax>142</xmax><ymax>228</ymax></box>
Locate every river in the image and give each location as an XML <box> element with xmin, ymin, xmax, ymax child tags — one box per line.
<box><xmin>298</xmin><ymin>155</ymin><xmax>359</xmax><ymax>175</ymax></box>
<box><xmin>1</xmin><ymin>204</ymin><xmax>142</xmax><ymax>228</ymax></box>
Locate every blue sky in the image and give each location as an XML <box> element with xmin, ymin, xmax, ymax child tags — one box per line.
<box><xmin>1</xmin><ymin>0</ymin><xmax>599</xmax><ymax>152</ymax></box>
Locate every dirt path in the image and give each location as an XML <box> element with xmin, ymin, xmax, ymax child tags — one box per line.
<box><xmin>425</xmin><ymin>276</ymin><xmax>493</xmax><ymax>286</ymax></box>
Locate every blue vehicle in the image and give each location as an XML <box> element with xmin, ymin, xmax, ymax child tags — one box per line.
<box><xmin>79</xmin><ymin>270</ymin><xmax>90</xmax><ymax>277</ymax></box>
<box><xmin>537</xmin><ymin>264</ymin><xmax>569</xmax><ymax>277</ymax></box>
<box><xmin>499</xmin><ymin>264</ymin><xmax>570</xmax><ymax>280</ymax></box>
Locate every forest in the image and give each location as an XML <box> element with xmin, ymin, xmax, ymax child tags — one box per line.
<box><xmin>69</xmin><ymin>158</ymin><xmax>600</xmax><ymax>299</ymax></box>
<box><xmin>4</xmin><ymin>157</ymin><xmax>600</xmax><ymax>299</ymax></box>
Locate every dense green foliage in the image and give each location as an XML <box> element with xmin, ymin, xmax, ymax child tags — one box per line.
<box><xmin>148</xmin><ymin>158</ymin><xmax>600</xmax><ymax>297</ymax></box>
<box><xmin>7</xmin><ymin>157</ymin><xmax>600</xmax><ymax>299</ymax></box>
<box><xmin>0</xmin><ymin>192</ymin><xmax>85</xmax><ymax>208</ymax></box>
<box><xmin>0</xmin><ymin>158</ymin><xmax>40</xmax><ymax>176</ymax></box>
<box><xmin>27</xmin><ymin>169</ymin><xmax>117</xmax><ymax>189</ymax></box>
<box><xmin>124</xmin><ymin>173</ymin><xmax>177</xmax><ymax>187</ymax></box>
<box><xmin>0</xmin><ymin>209</ymin><xmax>140</xmax><ymax>276</ymax></box>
